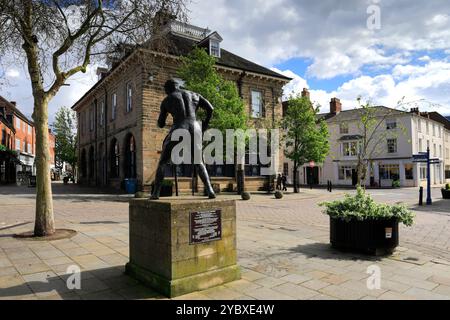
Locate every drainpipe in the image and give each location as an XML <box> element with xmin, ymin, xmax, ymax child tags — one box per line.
<box><xmin>270</xmin><ymin>86</ymin><xmax>281</xmax><ymax>188</ymax></box>
<box><xmin>236</xmin><ymin>71</ymin><xmax>246</xmax><ymax>194</ymax></box>
<box><xmin>94</xmin><ymin>98</ymin><xmax>98</xmax><ymax>186</ymax></box>
<box><xmin>237</xmin><ymin>71</ymin><xmax>246</xmax><ymax>98</ymax></box>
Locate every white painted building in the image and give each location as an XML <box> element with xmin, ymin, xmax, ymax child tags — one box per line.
<box><xmin>283</xmin><ymin>94</ymin><xmax>450</xmax><ymax>188</ymax></box>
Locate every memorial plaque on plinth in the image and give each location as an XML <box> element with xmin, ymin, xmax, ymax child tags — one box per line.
<box><xmin>190</xmin><ymin>210</ymin><xmax>222</xmax><ymax>244</ymax></box>
<box><xmin>125</xmin><ymin>198</ymin><xmax>240</xmax><ymax>298</ymax></box>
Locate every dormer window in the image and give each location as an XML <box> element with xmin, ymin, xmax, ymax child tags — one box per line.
<box><xmin>198</xmin><ymin>31</ymin><xmax>223</xmax><ymax>58</ymax></box>
<box><xmin>210</xmin><ymin>40</ymin><xmax>220</xmax><ymax>58</ymax></box>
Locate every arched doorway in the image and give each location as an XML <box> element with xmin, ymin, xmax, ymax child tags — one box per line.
<box><xmin>80</xmin><ymin>149</ymin><xmax>87</xmax><ymax>178</ymax></box>
<box><xmin>124</xmin><ymin>134</ymin><xmax>136</xmax><ymax>179</ymax></box>
<box><xmin>110</xmin><ymin>139</ymin><xmax>120</xmax><ymax>178</ymax></box>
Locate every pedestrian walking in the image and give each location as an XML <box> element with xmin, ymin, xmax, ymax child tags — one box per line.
<box><xmin>276</xmin><ymin>173</ymin><xmax>282</xmax><ymax>190</ymax></box>
<box><xmin>282</xmin><ymin>174</ymin><xmax>288</xmax><ymax>191</ymax></box>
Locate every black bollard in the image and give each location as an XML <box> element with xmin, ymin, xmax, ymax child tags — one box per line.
<box><xmin>419</xmin><ymin>186</ymin><xmax>423</xmax><ymax>206</ymax></box>
<box><xmin>330</xmin><ymin>181</ymin><xmax>333</xmax><ymax>193</ymax></box>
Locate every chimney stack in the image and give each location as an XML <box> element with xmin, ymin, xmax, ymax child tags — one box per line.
<box><xmin>330</xmin><ymin>98</ymin><xmax>342</xmax><ymax>114</ymax></box>
<box><xmin>301</xmin><ymin>88</ymin><xmax>310</xmax><ymax>100</ymax></box>
<box><xmin>10</xmin><ymin>101</ymin><xmax>16</xmax><ymax>106</ymax></box>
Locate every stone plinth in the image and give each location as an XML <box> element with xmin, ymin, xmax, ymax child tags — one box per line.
<box><xmin>125</xmin><ymin>198</ymin><xmax>240</xmax><ymax>297</ymax></box>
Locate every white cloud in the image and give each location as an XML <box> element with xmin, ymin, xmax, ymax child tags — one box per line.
<box><xmin>5</xmin><ymin>68</ymin><xmax>20</xmax><ymax>78</ymax></box>
<box><xmin>2</xmin><ymin>0</ymin><xmax>450</xmax><ymax>122</ymax></box>
<box><xmin>189</xmin><ymin>0</ymin><xmax>450</xmax><ymax>79</ymax></box>
<box><xmin>278</xmin><ymin>59</ymin><xmax>450</xmax><ymax>115</ymax></box>
<box><xmin>418</xmin><ymin>55</ymin><xmax>431</xmax><ymax>62</ymax></box>
<box><xmin>270</xmin><ymin>68</ymin><xmax>308</xmax><ymax>98</ymax></box>
<box><xmin>0</xmin><ymin>64</ymin><xmax>97</xmax><ymax>123</ymax></box>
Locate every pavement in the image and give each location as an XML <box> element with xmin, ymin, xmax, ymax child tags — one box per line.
<box><xmin>0</xmin><ymin>183</ymin><xmax>449</xmax><ymax>300</ymax></box>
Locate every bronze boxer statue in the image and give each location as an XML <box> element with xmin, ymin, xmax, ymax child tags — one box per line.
<box><xmin>150</xmin><ymin>79</ymin><xmax>216</xmax><ymax>200</ymax></box>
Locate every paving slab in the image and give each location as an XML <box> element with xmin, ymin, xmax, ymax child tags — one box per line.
<box><xmin>0</xmin><ymin>185</ymin><xmax>449</xmax><ymax>300</ymax></box>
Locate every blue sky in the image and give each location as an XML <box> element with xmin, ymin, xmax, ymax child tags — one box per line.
<box><xmin>275</xmin><ymin>57</ymin><xmax>353</xmax><ymax>92</ymax></box>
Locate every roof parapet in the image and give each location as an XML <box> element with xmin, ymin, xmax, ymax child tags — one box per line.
<box><xmin>170</xmin><ymin>21</ymin><xmax>211</xmax><ymax>41</ymax></box>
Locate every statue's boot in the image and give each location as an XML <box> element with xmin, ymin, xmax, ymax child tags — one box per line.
<box><xmin>197</xmin><ymin>164</ymin><xmax>216</xmax><ymax>199</ymax></box>
<box><xmin>150</xmin><ymin>181</ymin><xmax>161</xmax><ymax>200</ymax></box>
<box><xmin>150</xmin><ymin>194</ymin><xmax>159</xmax><ymax>200</ymax></box>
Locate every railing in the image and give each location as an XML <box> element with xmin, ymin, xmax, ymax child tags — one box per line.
<box><xmin>170</xmin><ymin>21</ymin><xmax>210</xmax><ymax>40</ymax></box>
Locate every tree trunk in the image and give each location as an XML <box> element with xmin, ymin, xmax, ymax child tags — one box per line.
<box><xmin>33</xmin><ymin>98</ymin><xmax>55</xmax><ymax>236</ymax></box>
<box><xmin>356</xmin><ymin>159</ymin><xmax>367</xmax><ymax>188</ymax></box>
<box><xmin>20</xmin><ymin>2</ymin><xmax>56</xmax><ymax>236</ymax></box>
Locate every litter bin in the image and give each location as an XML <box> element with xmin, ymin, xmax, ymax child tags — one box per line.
<box><xmin>124</xmin><ymin>179</ymin><xmax>137</xmax><ymax>194</ymax></box>
<box><xmin>29</xmin><ymin>176</ymin><xmax>37</xmax><ymax>188</ymax></box>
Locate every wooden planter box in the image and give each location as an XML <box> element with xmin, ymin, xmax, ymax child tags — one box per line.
<box><xmin>441</xmin><ymin>189</ymin><xmax>450</xmax><ymax>199</ymax></box>
<box><xmin>330</xmin><ymin>217</ymin><xmax>399</xmax><ymax>255</ymax></box>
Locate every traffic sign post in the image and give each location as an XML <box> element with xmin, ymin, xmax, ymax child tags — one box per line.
<box><xmin>426</xmin><ymin>148</ymin><xmax>432</xmax><ymax>205</ymax></box>
<box><xmin>413</xmin><ymin>148</ymin><xmax>434</xmax><ymax>205</ymax></box>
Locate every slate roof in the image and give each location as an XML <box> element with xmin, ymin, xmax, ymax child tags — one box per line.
<box><xmin>72</xmin><ymin>31</ymin><xmax>291</xmax><ymax>110</ymax></box>
<box><xmin>424</xmin><ymin>111</ymin><xmax>450</xmax><ymax>131</ymax></box>
<box><xmin>167</xmin><ymin>33</ymin><xmax>291</xmax><ymax>80</ymax></box>
<box><xmin>317</xmin><ymin>106</ymin><xmax>406</xmax><ymax>122</ymax></box>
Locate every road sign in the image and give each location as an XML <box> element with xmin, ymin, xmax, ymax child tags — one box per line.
<box><xmin>413</xmin><ymin>154</ymin><xmax>428</xmax><ymax>160</ymax></box>
<box><xmin>414</xmin><ymin>149</ymin><xmax>433</xmax><ymax>205</ymax></box>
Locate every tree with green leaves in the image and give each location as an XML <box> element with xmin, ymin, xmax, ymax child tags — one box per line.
<box><xmin>177</xmin><ymin>47</ymin><xmax>248</xmax><ymax>191</ymax></box>
<box><xmin>178</xmin><ymin>47</ymin><xmax>248</xmax><ymax>132</ymax></box>
<box><xmin>283</xmin><ymin>94</ymin><xmax>329</xmax><ymax>193</ymax></box>
<box><xmin>53</xmin><ymin>106</ymin><xmax>77</xmax><ymax>176</ymax></box>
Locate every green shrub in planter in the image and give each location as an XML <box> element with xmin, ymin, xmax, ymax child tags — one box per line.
<box><xmin>320</xmin><ymin>187</ymin><xmax>414</xmax><ymax>255</ymax></box>
<box><xmin>320</xmin><ymin>187</ymin><xmax>415</xmax><ymax>227</ymax></box>
<box><xmin>275</xmin><ymin>191</ymin><xmax>283</xmax><ymax>199</ymax></box>
<box><xmin>446</xmin><ymin>183</ymin><xmax>450</xmax><ymax>190</ymax></box>
<box><xmin>241</xmin><ymin>192</ymin><xmax>251</xmax><ymax>201</ymax></box>
<box><xmin>392</xmin><ymin>180</ymin><xmax>401</xmax><ymax>188</ymax></box>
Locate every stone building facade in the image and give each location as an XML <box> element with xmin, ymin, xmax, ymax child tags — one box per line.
<box><xmin>72</xmin><ymin>22</ymin><xmax>290</xmax><ymax>192</ymax></box>
<box><xmin>283</xmin><ymin>93</ymin><xmax>450</xmax><ymax>188</ymax></box>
